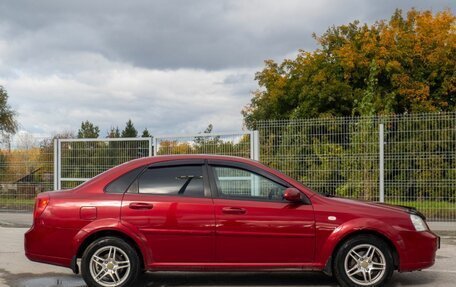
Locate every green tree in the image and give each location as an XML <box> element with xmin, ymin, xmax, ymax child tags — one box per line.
<box><xmin>107</xmin><ymin>127</ymin><xmax>120</xmax><ymax>138</ymax></box>
<box><xmin>0</xmin><ymin>152</ymin><xmax>8</xmax><ymax>181</ymax></box>
<box><xmin>141</xmin><ymin>128</ymin><xmax>151</xmax><ymax>138</ymax></box>
<box><xmin>243</xmin><ymin>9</ymin><xmax>456</xmax><ymax>128</ymax></box>
<box><xmin>77</xmin><ymin>121</ymin><xmax>100</xmax><ymax>138</ymax></box>
<box><xmin>204</xmin><ymin>124</ymin><xmax>213</xmax><ymax>133</ymax></box>
<box><xmin>0</xmin><ymin>86</ymin><xmax>18</xmax><ymax>134</ymax></box>
<box><xmin>121</xmin><ymin>119</ymin><xmax>138</xmax><ymax>138</ymax></box>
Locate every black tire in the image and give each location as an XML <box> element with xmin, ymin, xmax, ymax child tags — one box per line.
<box><xmin>81</xmin><ymin>236</ymin><xmax>141</xmax><ymax>287</ymax></box>
<box><xmin>333</xmin><ymin>234</ymin><xmax>394</xmax><ymax>287</ymax></box>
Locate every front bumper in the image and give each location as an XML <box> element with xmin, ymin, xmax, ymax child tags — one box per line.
<box><xmin>399</xmin><ymin>230</ymin><xmax>439</xmax><ymax>272</ymax></box>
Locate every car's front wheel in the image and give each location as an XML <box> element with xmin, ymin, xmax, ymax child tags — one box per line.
<box><xmin>81</xmin><ymin>236</ymin><xmax>140</xmax><ymax>287</ymax></box>
<box><xmin>333</xmin><ymin>234</ymin><xmax>394</xmax><ymax>287</ymax></box>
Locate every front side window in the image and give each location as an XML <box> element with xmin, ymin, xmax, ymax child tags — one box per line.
<box><xmin>138</xmin><ymin>165</ymin><xmax>205</xmax><ymax>197</ymax></box>
<box><xmin>212</xmin><ymin>166</ymin><xmax>287</xmax><ymax>201</ymax></box>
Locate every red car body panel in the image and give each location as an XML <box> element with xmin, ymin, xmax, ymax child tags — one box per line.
<box><xmin>25</xmin><ymin>155</ymin><xmax>439</xmax><ymax>274</ymax></box>
<box><xmin>121</xmin><ymin>193</ymin><xmax>215</xmax><ymax>264</ymax></box>
<box><xmin>213</xmin><ymin>198</ymin><xmax>315</xmax><ymax>264</ymax></box>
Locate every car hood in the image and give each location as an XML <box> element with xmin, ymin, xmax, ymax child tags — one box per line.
<box><xmin>373</xmin><ymin>202</ymin><xmax>424</xmax><ymax>217</ymax></box>
<box><xmin>328</xmin><ymin>197</ymin><xmax>425</xmax><ymax>219</ymax></box>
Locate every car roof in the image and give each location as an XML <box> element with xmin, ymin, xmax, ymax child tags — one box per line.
<box><xmin>128</xmin><ymin>154</ymin><xmax>256</xmax><ymax>165</ymax></box>
<box><xmin>72</xmin><ymin>154</ymin><xmax>316</xmax><ymax>199</ymax></box>
<box><xmin>73</xmin><ymin>154</ymin><xmax>260</xmax><ymax>192</ymax></box>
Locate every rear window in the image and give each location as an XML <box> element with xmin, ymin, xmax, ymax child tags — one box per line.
<box><xmin>105</xmin><ymin>167</ymin><xmax>144</xmax><ymax>194</ymax></box>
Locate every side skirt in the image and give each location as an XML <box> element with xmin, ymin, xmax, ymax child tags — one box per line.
<box><xmin>147</xmin><ymin>262</ymin><xmax>324</xmax><ymax>272</ymax></box>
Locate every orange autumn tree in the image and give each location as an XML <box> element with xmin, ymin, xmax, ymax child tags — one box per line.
<box><xmin>245</xmin><ymin>9</ymin><xmax>456</xmax><ymax>205</ymax></box>
<box><xmin>243</xmin><ymin>9</ymin><xmax>456</xmax><ymax>126</ymax></box>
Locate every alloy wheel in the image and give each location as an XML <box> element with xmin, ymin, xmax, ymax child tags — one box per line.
<box><xmin>89</xmin><ymin>246</ymin><xmax>131</xmax><ymax>287</ymax></box>
<box><xmin>343</xmin><ymin>244</ymin><xmax>387</xmax><ymax>286</ymax></box>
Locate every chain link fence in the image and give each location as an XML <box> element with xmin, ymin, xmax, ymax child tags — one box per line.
<box><xmin>57</xmin><ymin>138</ymin><xmax>152</xmax><ymax>189</ymax></box>
<box><xmin>154</xmin><ymin>132</ymin><xmax>255</xmax><ymax>158</ymax></box>
<box><xmin>0</xmin><ymin>136</ymin><xmax>54</xmax><ymax>211</ymax></box>
<box><xmin>257</xmin><ymin>112</ymin><xmax>456</xmax><ymax>221</ymax></box>
<box><xmin>1</xmin><ymin>113</ymin><xmax>455</xmax><ymax>221</ymax></box>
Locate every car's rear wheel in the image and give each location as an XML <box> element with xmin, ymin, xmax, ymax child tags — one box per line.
<box><xmin>333</xmin><ymin>235</ymin><xmax>394</xmax><ymax>287</ymax></box>
<box><xmin>81</xmin><ymin>237</ymin><xmax>140</xmax><ymax>287</ymax></box>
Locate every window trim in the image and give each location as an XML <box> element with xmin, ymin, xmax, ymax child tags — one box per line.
<box><xmin>207</xmin><ymin>161</ymin><xmax>295</xmax><ymax>203</ymax></box>
<box><xmin>104</xmin><ymin>159</ymin><xmax>310</xmax><ymax>204</ymax></box>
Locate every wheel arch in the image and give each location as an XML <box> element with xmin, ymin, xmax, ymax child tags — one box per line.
<box><xmin>75</xmin><ymin>229</ymin><xmax>147</xmax><ymax>270</ymax></box>
<box><xmin>318</xmin><ymin>218</ymin><xmax>404</xmax><ymax>274</ymax></box>
<box><xmin>323</xmin><ymin>229</ymin><xmax>400</xmax><ymax>276</ymax></box>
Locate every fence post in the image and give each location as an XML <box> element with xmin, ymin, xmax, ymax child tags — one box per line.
<box><xmin>148</xmin><ymin>137</ymin><xmax>153</xmax><ymax>157</ymax></box>
<box><xmin>53</xmin><ymin>138</ymin><xmax>59</xmax><ymax>190</ymax></box>
<box><xmin>250</xmin><ymin>130</ymin><xmax>260</xmax><ymax>196</ymax></box>
<box><xmin>249</xmin><ymin>132</ymin><xmax>254</xmax><ymax>160</ymax></box>
<box><xmin>57</xmin><ymin>139</ymin><xmax>62</xmax><ymax>190</ymax></box>
<box><xmin>152</xmin><ymin>137</ymin><xmax>158</xmax><ymax>156</ymax></box>
<box><xmin>379</xmin><ymin>124</ymin><xmax>385</xmax><ymax>203</ymax></box>
<box><xmin>250</xmin><ymin>130</ymin><xmax>260</xmax><ymax>161</ymax></box>
<box><xmin>253</xmin><ymin>130</ymin><xmax>260</xmax><ymax>161</ymax></box>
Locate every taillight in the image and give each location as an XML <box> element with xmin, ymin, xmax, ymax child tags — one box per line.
<box><xmin>34</xmin><ymin>195</ymin><xmax>50</xmax><ymax>219</ymax></box>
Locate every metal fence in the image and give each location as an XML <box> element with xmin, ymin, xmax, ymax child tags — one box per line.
<box><xmin>1</xmin><ymin>113</ymin><xmax>455</xmax><ymax>220</ymax></box>
<box><xmin>154</xmin><ymin>131</ymin><xmax>258</xmax><ymax>160</ymax></box>
<box><xmin>0</xmin><ymin>132</ymin><xmax>257</xmax><ymax>211</ymax></box>
<box><xmin>0</xmin><ymin>136</ymin><xmax>54</xmax><ymax>211</ymax></box>
<box><xmin>56</xmin><ymin>138</ymin><xmax>152</xmax><ymax>190</ymax></box>
<box><xmin>257</xmin><ymin>112</ymin><xmax>456</xmax><ymax>221</ymax></box>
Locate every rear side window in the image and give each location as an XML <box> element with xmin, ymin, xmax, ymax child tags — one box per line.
<box><xmin>138</xmin><ymin>165</ymin><xmax>204</xmax><ymax>197</ymax></box>
<box><xmin>105</xmin><ymin>167</ymin><xmax>144</xmax><ymax>194</ymax></box>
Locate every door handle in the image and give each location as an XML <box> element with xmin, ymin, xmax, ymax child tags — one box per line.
<box><xmin>129</xmin><ymin>202</ymin><xmax>153</xmax><ymax>210</ymax></box>
<box><xmin>222</xmin><ymin>207</ymin><xmax>247</xmax><ymax>215</ymax></box>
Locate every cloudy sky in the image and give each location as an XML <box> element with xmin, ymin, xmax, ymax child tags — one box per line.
<box><xmin>0</xmin><ymin>0</ymin><xmax>454</xmax><ymax>139</ymax></box>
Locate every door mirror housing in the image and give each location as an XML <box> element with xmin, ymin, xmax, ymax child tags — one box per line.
<box><xmin>283</xmin><ymin>188</ymin><xmax>303</xmax><ymax>203</ymax></box>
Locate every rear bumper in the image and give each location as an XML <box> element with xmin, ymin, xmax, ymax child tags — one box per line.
<box><xmin>25</xmin><ymin>251</ymin><xmax>72</xmax><ymax>268</ymax></box>
<box><xmin>399</xmin><ymin>230</ymin><xmax>439</xmax><ymax>272</ymax></box>
<box><xmin>24</xmin><ymin>225</ymin><xmax>72</xmax><ymax>268</ymax></box>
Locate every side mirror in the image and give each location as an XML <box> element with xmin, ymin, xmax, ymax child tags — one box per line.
<box><xmin>283</xmin><ymin>187</ymin><xmax>302</xmax><ymax>203</ymax></box>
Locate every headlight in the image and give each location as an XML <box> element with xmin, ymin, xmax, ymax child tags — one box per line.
<box><xmin>410</xmin><ymin>214</ymin><xmax>428</xmax><ymax>231</ymax></box>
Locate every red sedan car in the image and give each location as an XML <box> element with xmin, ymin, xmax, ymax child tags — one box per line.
<box><xmin>25</xmin><ymin>155</ymin><xmax>439</xmax><ymax>287</ymax></box>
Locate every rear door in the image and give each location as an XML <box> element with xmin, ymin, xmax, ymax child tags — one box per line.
<box><xmin>209</xmin><ymin>161</ymin><xmax>316</xmax><ymax>264</ymax></box>
<box><xmin>120</xmin><ymin>160</ymin><xmax>215</xmax><ymax>265</ymax></box>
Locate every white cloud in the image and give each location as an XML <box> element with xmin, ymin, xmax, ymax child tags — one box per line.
<box><xmin>2</xmin><ymin>59</ymin><xmax>257</xmax><ymax>137</ymax></box>
<box><xmin>0</xmin><ymin>0</ymin><xmax>454</xmax><ymax>139</ymax></box>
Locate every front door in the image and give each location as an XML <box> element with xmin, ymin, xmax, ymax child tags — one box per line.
<box><xmin>210</xmin><ymin>163</ymin><xmax>315</xmax><ymax>264</ymax></box>
<box><xmin>121</xmin><ymin>161</ymin><xmax>215</xmax><ymax>265</ymax></box>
